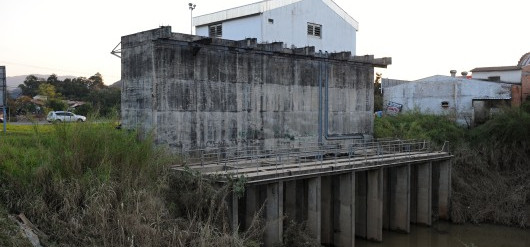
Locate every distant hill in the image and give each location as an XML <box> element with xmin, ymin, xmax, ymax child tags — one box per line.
<box><xmin>6</xmin><ymin>74</ymin><xmax>76</xmax><ymax>98</ymax></box>
<box><xmin>110</xmin><ymin>80</ymin><xmax>121</xmax><ymax>88</ymax></box>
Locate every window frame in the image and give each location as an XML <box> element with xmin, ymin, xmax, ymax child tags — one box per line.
<box><xmin>208</xmin><ymin>23</ymin><xmax>222</xmax><ymax>38</ymax></box>
<box><xmin>307</xmin><ymin>22</ymin><xmax>322</xmax><ymax>38</ymax></box>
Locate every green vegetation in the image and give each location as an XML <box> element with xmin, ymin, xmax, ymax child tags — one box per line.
<box><xmin>375</xmin><ymin>106</ymin><xmax>530</xmax><ymax>227</ymax></box>
<box><xmin>0</xmin><ymin>123</ymin><xmax>261</xmax><ymax>246</ymax></box>
<box><xmin>0</xmin><ymin>204</ymin><xmax>32</xmax><ymax>247</ymax></box>
<box><xmin>10</xmin><ymin>73</ymin><xmax>120</xmax><ymax>118</ymax></box>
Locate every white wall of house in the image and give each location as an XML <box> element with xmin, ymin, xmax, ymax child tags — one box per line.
<box><xmin>471</xmin><ymin>70</ymin><xmax>521</xmax><ymax>83</ymax></box>
<box><xmin>260</xmin><ymin>0</ymin><xmax>356</xmax><ymax>53</ymax></box>
<box><xmin>195</xmin><ymin>0</ymin><xmax>357</xmax><ymax>54</ymax></box>
<box><xmin>196</xmin><ymin>14</ymin><xmax>262</xmax><ymax>41</ymax></box>
<box><xmin>384</xmin><ymin>75</ymin><xmax>512</xmax><ymax>125</ymax></box>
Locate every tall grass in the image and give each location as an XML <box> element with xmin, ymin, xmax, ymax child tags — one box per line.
<box><xmin>0</xmin><ymin>122</ymin><xmax>262</xmax><ymax>246</ymax></box>
<box><xmin>375</xmin><ymin>109</ymin><xmax>530</xmax><ymax>227</ymax></box>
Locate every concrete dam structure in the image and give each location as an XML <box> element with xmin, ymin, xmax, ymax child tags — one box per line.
<box><xmin>120</xmin><ymin>27</ymin><xmax>453</xmax><ymax>246</ymax></box>
<box><xmin>120</xmin><ymin>26</ymin><xmax>390</xmax><ymax>151</ymax></box>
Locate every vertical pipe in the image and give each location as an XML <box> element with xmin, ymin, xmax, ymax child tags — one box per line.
<box><xmin>318</xmin><ymin>58</ymin><xmax>323</xmax><ymax>145</ymax></box>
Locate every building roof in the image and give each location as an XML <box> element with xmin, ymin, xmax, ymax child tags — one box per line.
<box><xmin>193</xmin><ymin>0</ymin><xmax>359</xmax><ymax>30</ymax></box>
<box><xmin>518</xmin><ymin>52</ymin><xmax>530</xmax><ymax>67</ymax></box>
<box><xmin>470</xmin><ymin>65</ymin><xmax>521</xmax><ymax>72</ymax></box>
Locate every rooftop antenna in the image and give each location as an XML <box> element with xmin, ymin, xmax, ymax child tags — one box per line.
<box><xmin>189</xmin><ymin>3</ymin><xmax>196</xmax><ymax>35</ymax></box>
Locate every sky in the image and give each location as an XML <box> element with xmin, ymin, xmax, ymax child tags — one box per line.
<box><xmin>0</xmin><ymin>0</ymin><xmax>528</xmax><ymax>85</ymax></box>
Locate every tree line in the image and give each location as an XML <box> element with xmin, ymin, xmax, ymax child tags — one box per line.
<box><xmin>10</xmin><ymin>73</ymin><xmax>120</xmax><ymax>118</ymax></box>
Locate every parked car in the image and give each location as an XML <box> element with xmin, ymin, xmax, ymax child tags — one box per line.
<box><xmin>47</xmin><ymin>111</ymin><xmax>86</xmax><ymax>123</ymax></box>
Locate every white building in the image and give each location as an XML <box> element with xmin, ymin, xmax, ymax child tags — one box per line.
<box><xmin>383</xmin><ymin>75</ymin><xmax>515</xmax><ymax>126</ymax></box>
<box><xmin>470</xmin><ymin>52</ymin><xmax>530</xmax><ymax>84</ymax></box>
<box><xmin>193</xmin><ymin>0</ymin><xmax>358</xmax><ymax>54</ymax></box>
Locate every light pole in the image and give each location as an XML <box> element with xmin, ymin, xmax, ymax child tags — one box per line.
<box><xmin>189</xmin><ymin>3</ymin><xmax>196</xmax><ymax>35</ymax></box>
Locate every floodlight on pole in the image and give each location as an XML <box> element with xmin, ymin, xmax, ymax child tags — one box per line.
<box><xmin>189</xmin><ymin>3</ymin><xmax>196</xmax><ymax>35</ymax></box>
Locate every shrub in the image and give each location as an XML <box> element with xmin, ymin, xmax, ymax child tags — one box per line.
<box><xmin>0</xmin><ymin>123</ymin><xmax>262</xmax><ymax>246</ymax></box>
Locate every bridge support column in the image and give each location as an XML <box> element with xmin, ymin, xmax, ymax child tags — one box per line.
<box><xmin>321</xmin><ymin>176</ymin><xmax>333</xmax><ymax>245</ymax></box>
<box><xmin>334</xmin><ymin>172</ymin><xmax>355</xmax><ymax>246</ymax></box>
<box><xmin>367</xmin><ymin>168</ymin><xmax>383</xmax><ymax>242</ymax></box>
<box><xmin>416</xmin><ymin>162</ymin><xmax>432</xmax><ymax>226</ymax></box>
<box><xmin>389</xmin><ymin>165</ymin><xmax>410</xmax><ymax>233</ymax></box>
<box><xmin>265</xmin><ymin>182</ymin><xmax>283</xmax><ymax>247</ymax></box>
<box><xmin>284</xmin><ymin>180</ymin><xmax>297</xmax><ymax>221</ymax></box>
<box><xmin>355</xmin><ymin>171</ymin><xmax>367</xmax><ymax>239</ymax></box>
<box><xmin>436</xmin><ymin>160</ymin><xmax>451</xmax><ymax>220</ymax></box>
<box><xmin>230</xmin><ymin>191</ymin><xmax>239</xmax><ymax>232</ymax></box>
<box><xmin>307</xmin><ymin>177</ymin><xmax>321</xmax><ymax>243</ymax></box>
<box><xmin>241</xmin><ymin>185</ymin><xmax>265</xmax><ymax>230</ymax></box>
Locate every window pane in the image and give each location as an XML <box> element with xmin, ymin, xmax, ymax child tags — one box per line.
<box><xmin>315</xmin><ymin>26</ymin><xmax>321</xmax><ymax>37</ymax></box>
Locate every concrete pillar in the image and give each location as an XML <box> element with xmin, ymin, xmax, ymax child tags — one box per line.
<box><xmin>366</xmin><ymin>168</ymin><xmax>383</xmax><ymax>242</ymax></box>
<box><xmin>416</xmin><ymin>162</ymin><xmax>432</xmax><ymax>226</ymax></box>
<box><xmin>231</xmin><ymin>191</ymin><xmax>239</xmax><ymax>232</ymax></box>
<box><xmin>437</xmin><ymin>160</ymin><xmax>451</xmax><ymax>220</ymax></box>
<box><xmin>410</xmin><ymin>165</ymin><xmax>417</xmax><ymax>224</ymax></box>
<box><xmin>295</xmin><ymin>180</ymin><xmax>307</xmax><ymax>222</ymax></box>
<box><xmin>245</xmin><ymin>185</ymin><xmax>258</xmax><ymax>230</ymax></box>
<box><xmin>355</xmin><ymin>171</ymin><xmax>367</xmax><ymax>239</ymax></box>
<box><xmin>321</xmin><ymin>176</ymin><xmax>333</xmax><ymax>245</ymax></box>
<box><xmin>389</xmin><ymin>165</ymin><xmax>410</xmax><ymax>233</ymax></box>
<box><xmin>265</xmin><ymin>182</ymin><xmax>283</xmax><ymax>247</ymax></box>
<box><xmin>383</xmin><ymin>168</ymin><xmax>390</xmax><ymax>230</ymax></box>
<box><xmin>284</xmin><ymin>180</ymin><xmax>297</xmax><ymax>221</ymax></box>
<box><xmin>307</xmin><ymin>177</ymin><xmax>321</xmax><ymax>243</ymax></box>
<box><xmin>334</xmin><ymin>172</ymin><xmax>355</xmax><ymax>246</ymax></box>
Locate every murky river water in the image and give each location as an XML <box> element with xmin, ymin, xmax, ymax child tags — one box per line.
<box><xmin>356</xmin><ymin>222</ymin><xmax>529</xmax><ymax>247</ymax></box>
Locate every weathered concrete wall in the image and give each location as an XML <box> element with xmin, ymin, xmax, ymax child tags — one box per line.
<box><xmin>384</xmin><ymin>75</ymin><xmax>512</xmax><ymax>126</ymax></box>
<box><xmin>122</xmin><ymin>27</ymin><xmax>389</xmax><ymax>151</ymax></box>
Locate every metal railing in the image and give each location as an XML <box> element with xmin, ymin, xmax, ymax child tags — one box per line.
<box><xmin>177</xmin><ymin>140</ymin><xmax>437</xmax><ymax>175</ymax></box>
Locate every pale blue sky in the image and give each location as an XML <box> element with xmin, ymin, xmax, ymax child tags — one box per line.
<box><xmin>0</xmin><ymin>0</ymin><xmax>528</xmax><ymax>84</ymax></box>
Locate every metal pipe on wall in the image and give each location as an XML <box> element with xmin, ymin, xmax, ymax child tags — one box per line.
<box><xmin>318</xmin><ymin>53</ymin><xmax>364</xmax><ymax>142</ymax></box>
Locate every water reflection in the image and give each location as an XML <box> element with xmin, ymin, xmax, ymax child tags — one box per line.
<box><xmin>356</xmin><ymin>222</ymin><xmax>530</xmax><ymax>247</ymax></box>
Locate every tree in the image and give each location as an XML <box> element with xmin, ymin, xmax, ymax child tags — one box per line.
<box><xmin>38</xmin><ymin>83</ymin><xmax>58</xmax><ymax>99</ymax></box>
<box><xmin>374</xmin><ymin>73</ymin><xmax>383</xmax><ymax>112</ymax></box>
<box><xmin>88</xmin><ymin>72</ymin><xmax>104</xmax><ymax>90</ymax></box>
<box><xmin>86</xmin><ymin>87</ymin><xmax>121</xmax><ymax>117</ymax></box>
<box><xmin>19</xmin><ymin>75</ymin><xmax>44</xmax><ymax>97</ymax></box>
<box><xmin>46</xmin><ymin>98</ymin><xmax>67</xmax><ymax>111</ymax></box>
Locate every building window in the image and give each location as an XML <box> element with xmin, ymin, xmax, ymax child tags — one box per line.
<box><xmin>488</xmin><ymin>76</ymin><xmax>501</xmax><ymax>82</ymax></box>
<box><xmin>307</xmin><ymin>23</ymin><xmax>322</xmax><ymax>38</ymax></box>
<box><xmin>208</xmin><ymin>24</ymin><xmax>222</xmax><ymax>38</ymax></box>
<box><xmin>268</xmin><ymin>18</ymin><xmax>274</xmax><ymax>24</ymax></box>
<box><xmin>441</xmin><ymin>101</ymin><xmax>449</xmax><ymax>108</ymax></box>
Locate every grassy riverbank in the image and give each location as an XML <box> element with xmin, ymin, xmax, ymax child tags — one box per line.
<box><xmin>375</xmin><ymin>107</ymin><xmax>530</xmax><ymax>227</ymax></box>
<box><xmin>0</xmin><ymin>123</ymin><xmax>262</xmax><ymax>246</ymax></box>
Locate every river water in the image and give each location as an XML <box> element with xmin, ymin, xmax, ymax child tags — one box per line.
<box><xmin>356</xmin><ymin>222</ymin><xmax>529</xmax><ymax>247</ymax></box>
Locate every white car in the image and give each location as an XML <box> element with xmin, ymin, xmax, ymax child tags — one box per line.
<box><xmin>47</xmin><ymin>111</ymin><xmax>86</xmax><ymax>123</ymax></box>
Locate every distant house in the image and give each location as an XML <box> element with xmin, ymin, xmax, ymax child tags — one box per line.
<box><xmin>32</xmin><ymin>95</ymin><xmax>48</xmax><ymax>105</ymax></box>
<box><xmin>470</xmin><ymin>52</ymin><xmax>530</xmax><ymax>103</ymax></box>
<box><xmin>383</xmin><ymin>75</ymin><xmax>517</xmax><ymax>126</ymax></box>
<box><xmin>193</xmin><ymin>0</ymin><xmax>359</xmax><ymax>54</ymax></box>
<box><xmin>471</xmin><ymin>52</ymin><xmax>530</xmax><ymax>84</ymax></box>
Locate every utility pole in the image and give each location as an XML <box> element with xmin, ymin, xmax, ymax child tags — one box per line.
<box><xmin>189</xmin><ymin>3</ymin><xmax>196</xmax><ymax>35</ymax></box>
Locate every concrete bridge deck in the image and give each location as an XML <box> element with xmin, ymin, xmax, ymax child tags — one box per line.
<box><xmin>173</xmin><ymin>140</ymin><xmax>453</xmax><ymax>247</ymax></box>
